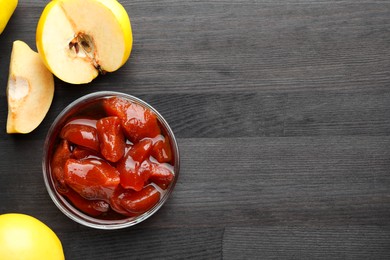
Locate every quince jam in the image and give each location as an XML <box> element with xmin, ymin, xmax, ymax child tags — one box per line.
<box><xmin>50</xmin><ymin>97</ymin><xmax>174</xmax><ymax>219</ymax></box>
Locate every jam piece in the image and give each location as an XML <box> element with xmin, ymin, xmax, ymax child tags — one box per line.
<box><xmin>60</xmin><ymin>118</ymin><xmax>99</xmax><ymax>152</ymax></box>
<box><xmin>96</xmin><ymin>116</ymin><xmax>126</xmax><ymax>162</ymax></box>
<box><xmin>61</xmin><ymin>188</ymin><xmax>109</xmax><ymax>217</ymax></box>
<box><xmin>109</xmin><ymin>186</ymin><xmax>136</xmax><ymax>217</ymax></box>
<box><xmin>103</xmin><ymin>97</ymin><xmax>161</xmax><ymax>142</ymax></box>
<box><xmin>150</xmin><ymin>163</ymin><xmax>174</xmax><ymax>190</ymax></box>
<box><xmin>64</xmin><ymin>158</ymin><xmax>120</xmax><ymax>201</ymax></box>
<box><xmin>151</xmin><ymin>135</ymin><xmax>172</xmax><ymax>163</ymax></box>
<box><xmin>72</xmin><ymin>146</ymin><xmax>101</xmax><ymax>160</ymax></box>
<box><xmin>117</xmin><ymin>139</ymin><xmax>153</xmax><ymax>191</ymax></box>
<box><xmin>119</xmin><ymin>185</ymin><xmax>161</xmax><ymax>215</ymax></box>
<box><xmin>51</xmin><ymin>139</ymin><xmax>72</xmax><ymax>191</ymax></box>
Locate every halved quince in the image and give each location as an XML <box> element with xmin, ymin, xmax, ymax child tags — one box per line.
<box><xmin>36</xmin><ymin>0</ymin><xmax>133</xmax><ymax>84</ymax></box>
<box><xmin>6</xmin><ymin>40</ymin><xmax>54</xmax><ymax>134</ymax></box>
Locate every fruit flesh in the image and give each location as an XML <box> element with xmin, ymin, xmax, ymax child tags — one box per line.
<box><xmin>6</xmin><ymin>40</ymin><xmax>54</xmax><ymax>134</ymax></box>
<box><xmin>36</xmin><ymin>0</ymin><xmax>133</xmax><ymax>84</ymax></box>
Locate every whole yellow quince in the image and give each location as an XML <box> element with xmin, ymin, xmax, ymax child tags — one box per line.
<box><xmin>0</xmin><ymin>213</ymin><xmax>64</xmax><ymax>260</ymax></box>
<box><xmin>0</xmin><ymin>0</ymin><xmax>18</xmax><ymax>34</ymax></box>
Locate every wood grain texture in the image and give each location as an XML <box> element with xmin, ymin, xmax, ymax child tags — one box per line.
<box><xmin>59</xmin><ymin>228</ymin><xmax>223</xmax><ymax>259</ymax></box>
<box><xmin>223</xmin><ymin>226</ymin><xmax>390</xmax><ymax>259</ymax></box>
<box><xmin>0</xmin><ymin>0</ymin><xmax>390</xmax><ymax>259</ymax></box>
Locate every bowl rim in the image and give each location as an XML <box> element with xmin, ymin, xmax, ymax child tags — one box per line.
<box><xmin>42</xmin><ymin>91</ymin><xmax>180</xmax><ymax>229</ymax></box>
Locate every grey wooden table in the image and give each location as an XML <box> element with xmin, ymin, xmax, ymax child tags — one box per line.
<box><xmin>1</xmin><ymin>0</ymin><xmax>390</xmax><ymax>259</ymax></box>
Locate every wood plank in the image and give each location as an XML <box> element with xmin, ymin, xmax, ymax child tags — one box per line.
<box><xmin>146</xmin><ymin>89</ymin><xmax>390</xmax><ymax>137</ymax></box>
<box><xmin>223</xmin><ymin>226</ymin><xmax>390</xmax><ymax>259</ymax></box>
<box><xmin>58</xmin><ymin>227</ymin><xmax>223</xmax><ymax>259</ymax></box>
<box><xmin>121</xmin><ymin>1</ymin><xmax>390</xmax><ymax>93</ymax></box>
<box><xmin>284</xmin><ymin>89</ymin><xmax>390</xmax><ymax>136</ymax></box>
<box><xmin>164</xmin><ymin>137</ymin><xmax>390</xmax><ymax>227</ymax></box>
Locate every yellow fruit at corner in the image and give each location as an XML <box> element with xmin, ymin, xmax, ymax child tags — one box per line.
<box><xmin>36</xmin><ymin>0</ymin><xmax>133</xmax><ymax>84</ymax></box>
<box><xmin>0</xmin><ymin>0</ymin><xmax>18</xmax><ymax>34</ymax></box>
<box><xmin>0</xmin><ymin>213</ymin><xmax>64</xmax><ymax>260</ymax></box>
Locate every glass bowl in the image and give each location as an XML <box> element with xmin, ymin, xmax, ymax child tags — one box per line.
<box><xmin>42</xmin><ymin>91</ymin><xmax>179</xmax><ymax>229</ymax></box>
